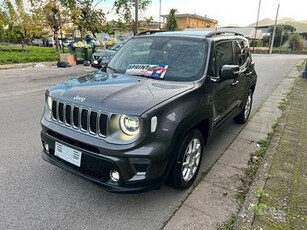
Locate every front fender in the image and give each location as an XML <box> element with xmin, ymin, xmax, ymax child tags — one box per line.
<box><xmin>144</xmin><ymin>87</ymin><xmax>213</xmax><ymax>154</ymax></box>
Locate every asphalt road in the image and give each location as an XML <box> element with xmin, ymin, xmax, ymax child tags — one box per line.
<box><xmin>0</xmin><ymin>54</ymin><xmax>305</xmax><ymax>230</ymax></box>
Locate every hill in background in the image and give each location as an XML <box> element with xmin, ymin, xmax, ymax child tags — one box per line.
<box><xmin>249</xmin><ymin>18</ymin><xmax>307</xmax><ymax>33</ymax></box>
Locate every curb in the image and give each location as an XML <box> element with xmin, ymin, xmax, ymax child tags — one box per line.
<box><xmin>234</xmin><ymin>59</ymin><xmax>305</xmax><ymax>229</ymax></box>
<box><xmin>0</xmin><ymin>61</ymin><xmax>56</xmax><ymax>70</ymax></box>
<box><xmin>163</xmin><ymin>59</ymin><xmax>305</xmax><ymax>230</ymax></box>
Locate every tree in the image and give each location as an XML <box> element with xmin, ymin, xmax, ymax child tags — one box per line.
<box><xmin>143</xmin><ymin>16</ymin><xmax>153</xmax><ymax>30</ymax></box>
<box><xmin>113</xmin><ymin>0</ymin><xmax>151</xmax><ymax>34</ymax></box>
<box><xmin>165</xmin><ymin>8</ymin><xmax>178</xmax><ymax>31</ymax></box>
<box><xmin>289</xmin><ymin>33</ymin><xmax>303</xmax><ymax>52</ymax></box>
<box><xmin>3</xmin><ymin>0</ymin><xmax>44</xmax><ymax>46</ymax></box>
<box><xmin>30</xmin><ymin>0</ymin><xmax>70</xmax><ymax>56</ymax></box>
<box><xmin>0</xmin><ymin>8</ymin><xmax>8</xmax><ymax>42</ymax></box>
<box><xmin>267</xmin><ymin>24</ymin><xmax>296</xmax><ymax>47</ymax></box>
<box><xmin>61</xmin><ymin>0</ymin><xmax>106</xmax><ymax>39</ymax></box>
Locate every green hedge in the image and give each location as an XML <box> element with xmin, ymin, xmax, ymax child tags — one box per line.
<box><xmin>0</xmin><ymin>46</ymin><xmax>58</xmax><ymax>64</ymax></box>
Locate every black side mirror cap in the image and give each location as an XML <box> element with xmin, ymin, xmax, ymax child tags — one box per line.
<box><xmin>220</xmin><ymin>65</ymin><xmax>240</xmax><ymax>79</ymax></box>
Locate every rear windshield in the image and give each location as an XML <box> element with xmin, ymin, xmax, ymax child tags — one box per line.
<box><xmin>107</xmin><ymin>36</ymin><xmax>208</xmax><ymax>81</ymax></box>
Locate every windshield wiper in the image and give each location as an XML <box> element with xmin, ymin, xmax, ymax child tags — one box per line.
<box><xmin>105</xmin><ymin>65</ymin><xmax>119</xmax><ymax>73</ymax></box>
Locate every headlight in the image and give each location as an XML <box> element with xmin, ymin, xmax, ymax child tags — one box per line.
<box><xmin>119</xmin><ymin>115</ymin><xmax>140</xmax><ymax>136</ymax></box>
<box><xmin>47</xmin><ymin>96</ymin><xmax>53</xmax><ymax>111</ymax></box>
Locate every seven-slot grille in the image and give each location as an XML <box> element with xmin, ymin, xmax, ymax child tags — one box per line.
<box><xmin>51</xmin><ymin>100</ymin><xmax>108</xmax><ymax>136</ymax></box>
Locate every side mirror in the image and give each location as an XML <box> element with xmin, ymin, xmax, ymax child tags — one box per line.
<box><xmin>220</xmin><ymin>65</ymin><xmax>239</xmax><ymax>79</ymax></box>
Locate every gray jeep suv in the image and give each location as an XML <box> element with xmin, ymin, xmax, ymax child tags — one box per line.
<box><xmin>41</xmin><ymin>30</ymin><xmax>257</xmax><ymax>192</ymax></box>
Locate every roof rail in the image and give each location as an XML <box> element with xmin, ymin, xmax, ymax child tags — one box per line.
<box><xmin>206</xmin><ymin>31</ymin><xmax>244</xmax><ymax>38</ymax></box>
<box><xmin>136</xmin><ymin>30</ymin><xmax>163</xmax><ymax>36</ymax></box>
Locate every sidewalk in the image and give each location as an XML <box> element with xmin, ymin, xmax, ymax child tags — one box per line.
<box><xmin>163</xmin><ymin>60</ymin><xmax>304</xmax><ymax>230</ymax></box>
<box><xmin>236</xmin><ymin>77</ymin><xmax>307</xmax><ymax>229</ymax></box>
<box><xmin>0</xmin><ymin>61</ymin><xmax>56</xmax><ymax>70</ymax></box>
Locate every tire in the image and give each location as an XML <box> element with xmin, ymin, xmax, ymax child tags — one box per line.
<box><xmin>167</xmin><ymin>129</ymin><xmax>204</xmax><ymax>189</ymax></box>
<box><xmin>234</xmin><ymin>89</ymin><xmax>253</xmax><ymax>124</ymax></box>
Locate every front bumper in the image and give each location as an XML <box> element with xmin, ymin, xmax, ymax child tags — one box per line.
<box><xmin>41</xmin><ymin>119</ymin><xmax>171</xmax><ymax>193</ymax></box>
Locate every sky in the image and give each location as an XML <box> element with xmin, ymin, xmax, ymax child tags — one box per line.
<box><xmin>100</xmin><ymin>0</ymin><xmax>307</xmax><ymax>26</ymax></box>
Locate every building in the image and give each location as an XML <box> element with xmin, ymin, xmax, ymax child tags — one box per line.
<box><xmin>161</xmin><ymin>13</ymin><xmax>218</xmax><ymax>30</ymax></box>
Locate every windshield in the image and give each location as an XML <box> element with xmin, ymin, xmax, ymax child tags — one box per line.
<box><xmin>107</xmin><ymin>36</ymin><xmax>208</xmax><ymax>81</ymax></box>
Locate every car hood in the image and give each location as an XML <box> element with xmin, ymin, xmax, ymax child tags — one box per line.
<box><xmin>48</xmin><ymin>70</ymin><xmax>194</xmax><ymax>115</ymax></box>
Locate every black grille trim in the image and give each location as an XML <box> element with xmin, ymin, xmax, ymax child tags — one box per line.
<box><xmin>81</xmin><ymin>109</ymin><xmax>88</xmax><ymax>131</ymax></box>
<box><xmin>50</xmin><ymin>99</ymin><xmax>108</xmax><ymax>137</ymax></box>
<box><xmin>58</xmin><ymin>102</ymin><xmax>64</xmax><ymax>123</ymax></box>
<box><xmin>99</xmin><ymin>114</ymin><xmax>108</xmax><ymax>136</ymax></box>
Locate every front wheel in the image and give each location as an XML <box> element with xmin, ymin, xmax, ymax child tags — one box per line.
<box><xmin>234</xmin><ymin>89</ymin><xmax>253</xmax><ymax>124</ymax></box>
<box><xmin>167</xmin><ymin>130</ymin><xmax>204</xmax><ymax>189</ymax></box>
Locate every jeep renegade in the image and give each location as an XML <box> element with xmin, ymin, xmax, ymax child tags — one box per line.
<box><xmin>41</xmin><ymin>31</ymin><xmax>257</xmax><ymax>192</ymax></box>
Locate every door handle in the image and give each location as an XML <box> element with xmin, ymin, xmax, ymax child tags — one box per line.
<box><xmin>232</xmin><ymin>80</ymin><xmax>239</xmax><ymax>86</ymax></box>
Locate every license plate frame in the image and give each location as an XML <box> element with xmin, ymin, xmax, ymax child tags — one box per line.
<box><xmin>54</xmin><ymin>142</ymin><xmax>82</xmax><ymax>167</ymax></box>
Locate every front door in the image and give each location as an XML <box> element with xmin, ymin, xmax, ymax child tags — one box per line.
<box><xmin>209</xmin><ymin>40</ymin><xmax>238</xmax><ymax>127</ymax></box>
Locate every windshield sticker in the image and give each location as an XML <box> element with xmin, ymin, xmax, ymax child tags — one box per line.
<box><xmin>126</xmin><ymin>64</ymin><xmax>168</xmax><ymax>79</ymax></box>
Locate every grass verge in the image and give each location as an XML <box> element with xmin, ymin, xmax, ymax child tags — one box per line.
<box><xmin>0</xmin><ymin>45</ymin><xmax>59</xmax><ymax>64</ymax></box>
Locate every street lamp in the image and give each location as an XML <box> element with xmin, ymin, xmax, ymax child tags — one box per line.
<box><xmin>269</xmin><ymin>4</ymin><xmax>280</xmax><ymax>54</ymax></box>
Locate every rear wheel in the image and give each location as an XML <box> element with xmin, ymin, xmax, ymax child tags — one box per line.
<box><xmin>234</xmin><ymin>89</ymin><xmax>253</xmax><ymax>124</ymax></box>
<box><xmin>167</xmin><ymin>130</ymin><xmax>204</xmax><ymax>189</ymax></box>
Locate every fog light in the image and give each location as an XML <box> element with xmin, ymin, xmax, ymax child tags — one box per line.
<box><xmin>110</xmin><ymin>170</ymin><xmax>120</xmax><ymax>182</ymax></box>
<box><xmin>44</xmin><ymin>143</ymin><xmax>49</xmax><ymax>152</ymax></box>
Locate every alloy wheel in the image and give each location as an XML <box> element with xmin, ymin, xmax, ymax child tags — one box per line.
<box><xmin>181</xmin><ymin>138</ymin><xmax>202</xmax><ymax>182</ymax></box>
<box><xmin>244</xmin><ymin>93</ymin><xmax>252</xmax><ymax>120</ymax></box>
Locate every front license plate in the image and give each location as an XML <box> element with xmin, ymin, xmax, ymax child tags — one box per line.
<box><xmin>54</xmin><ymin>142</ymin><xmax>82</xmax><ymax>167</ymax></box>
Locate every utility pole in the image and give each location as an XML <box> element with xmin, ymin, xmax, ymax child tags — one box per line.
<box><xmin>134</xmin><ymin>0</ymin><xmax>139</xmax><ymax>35</ymax></box>
<box><xmin>159</xmin><ymin>0</ymin><xmax>161</xmax><ymax>29</ymax></box>
<box><xmin>253</xmin><ymin>0</ymin><xmax>261</xmax><ymax>53</ymax></box>
<box><xmin>269</xmin><ymin>3</ymin><xmax>280</xmax><ymax>54</ymax></box>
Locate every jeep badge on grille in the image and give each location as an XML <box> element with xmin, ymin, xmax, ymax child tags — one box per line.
<box><xmin>73</xmin><ymin>95</ymin><xmax>86</xmax><ymax>102</ymax></box>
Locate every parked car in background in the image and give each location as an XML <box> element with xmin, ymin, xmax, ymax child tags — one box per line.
<box><xmin>32</xmin><ymin>38</ymin><xmax>44</xmax><ymax>46</ymax></box>
<box><xmin>91</xmin><ymin>42</ymin><xmax>125</xmax><ymax>68</ymax></box>
<box><xmin>46</xmin><ymin>37</ymin><xmax>55</xmax><ymax>47</ymax></box>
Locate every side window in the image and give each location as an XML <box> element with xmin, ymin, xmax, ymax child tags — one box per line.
<box><xmin>234</xmin><ymin>39</ymin><xmax>250</xmax><ymax>66</ymax></box>
<box><xmin>215</xmin><ymin>41</ymin><xmax>233</xmax><ymax>77</ymax></box>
